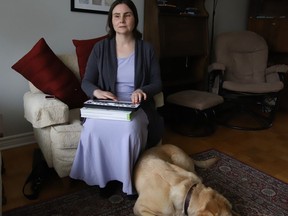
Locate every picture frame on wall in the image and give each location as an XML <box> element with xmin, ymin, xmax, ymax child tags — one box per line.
<box><xmin>71</xmin><ymin>0</ymin><xmax>114</xmax><ymax>14</ymax></box>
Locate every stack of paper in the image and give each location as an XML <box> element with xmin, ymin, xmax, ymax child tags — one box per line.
<box><xmin>80</xmin><ymin>107</ymin><xmax>135</xmax><ymax>121</ymax></box>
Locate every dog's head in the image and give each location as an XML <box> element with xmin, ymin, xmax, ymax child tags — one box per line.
<box><xmin>187</xmin><ymin>184</ymin><xmax>235</xmax><ymax>216</ymax></box>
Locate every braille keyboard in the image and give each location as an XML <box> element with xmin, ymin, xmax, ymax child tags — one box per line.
<box><xmin>83</xmin><ymin>99</ymin><xmax>141</xmax><ymax>111</ymax></box>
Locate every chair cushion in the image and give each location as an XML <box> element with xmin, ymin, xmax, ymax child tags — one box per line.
<box><xmin>12</xmin><ymin>38</ymin><xmax>87</xmax><ymax>109</ymax></box>
<box><xmin>72</xmin><ymin>35</ymin><xmax>108</xmax><ymax>80</ymax></box>
<box><xmin>167</xmin><ymin>90</ymin><xmax>224</xmax><ymax>110</ymax></box>
<box><xmin>58</xmin><ymin>54</ymin><xmax>80</xmax><ymax>80</ymax></box>
<box><xmin>223</xmin><ymin>81</ymin><xmax>284</xmax><ymax>93</ymax></box>
<box><xmin>215</xmin><ymin>31</ymin><xmax>268</xmax><ymax>83</ymax></box>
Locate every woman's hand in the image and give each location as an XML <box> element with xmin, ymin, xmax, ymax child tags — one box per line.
<box><xmin>93</xmin><ymin>89</ymin><xmax>117</xmax><ymax>101</ymax></box>
<box><xmin>131</xmin><ymin>89</ymin><xmax>147</xmax><ymax>104</ymax></box>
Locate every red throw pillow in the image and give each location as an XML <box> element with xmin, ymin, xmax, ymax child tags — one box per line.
<box><xmin>72</xmin><ymin>35</ymin><xmax>108</xmax><ymax>79</ymax></box>
<box><xmin>12</xmin><ymin>38</ymin><xmax>87</xmax><ymax>109</ymax></box>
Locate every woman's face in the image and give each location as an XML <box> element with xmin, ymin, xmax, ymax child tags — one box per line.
<box><xmin>112</xmin><ymin>3</ymin><xmax>135</xmax><ymax>36</ymax></box>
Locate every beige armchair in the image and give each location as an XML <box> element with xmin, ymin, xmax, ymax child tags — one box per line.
<box><xmin>208</xmin><ymin>31</ymin><xmax>288</xmax><ymax>130</ymax></box>
<box><xmin>24</xmin><ymin>54</ymin><xmax>83</xmax><ymax>177</ymax></box>
<box><xmin>23</xmin><ymin>54</ymin><xmax>164</xmax><ymax>177</ymax></box>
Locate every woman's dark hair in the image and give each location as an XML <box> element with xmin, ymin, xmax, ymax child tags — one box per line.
<box><xmin>106</xmin><ymin>0</ymin><xmax>142</xmax><ymax>39</ymax></box>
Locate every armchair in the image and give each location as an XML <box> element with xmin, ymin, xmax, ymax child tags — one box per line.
<box><xmin>23</xmin><ymin>54</ymin><xmax>83</xmax><ymax>177</ymax></box>
<box><xmin>208</xmin><ymin>31</ymin><xmax>288</xmax><ymax>130</ymax></box>
<box><xmin>23</xmin><ymin>54</ymin><xmax>164</xmax><ymax>177</ymax></box>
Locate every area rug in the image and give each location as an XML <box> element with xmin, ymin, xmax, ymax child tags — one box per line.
<box><xmin>3</xmin><ymin>149</ymin><xmax>288</xmax><ymax>216</ymax></box>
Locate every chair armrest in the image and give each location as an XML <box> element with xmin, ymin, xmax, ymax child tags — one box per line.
<box><xmin>208</xmin><ymin>63</ymin><xmax>225</xmax><ymax>94</ymax></box>
<box><xmin>24</xmin><ymin>92</ymin><xmax>69</xmax><ymax>128</ymax></box>
<box><xmin>266</xmin><ymin>64</ymin><xmax>288</xmax><ymax>83</ymax></box>
<box><xmin>208</xmin><ymin>62</ymin><xmax>226</xmax><ymax>73</ymax></box>
<box><xmin>266</xmin><ymin>64</ymin><xmax>288</xmax><ymax>74</ymax></box>
<box><xmin>154</xmin><ymin>92</ymin><xmax>164</xmax><ymax>108</ymax></box>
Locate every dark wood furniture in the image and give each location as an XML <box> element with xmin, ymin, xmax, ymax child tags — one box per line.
<box><xmin>0</xmin><ymin>114</ymin><xmax>3</xmax><ymax>138</ymax></box>
<box><xmin>0</xmin><ymin>114</ymin><xmax>7</xmax><ymax>205</ymax></box>
<box><xmin>144</xmin><ymin>0</ymin><xmax>209</xmax><ymax>96</ymax></box>
<box><xmin>0</xmin><ymin>114</ymin><xmax>6</xmax><ymax>205</ymax></box>
<box><xmin>247</xmin><ymin>0</ymin><xmax>288</xmax><ymax>111</ymax></box>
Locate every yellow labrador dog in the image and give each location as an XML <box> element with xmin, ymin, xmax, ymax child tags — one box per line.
<box><xmin>133</xmin><ymin>144</ymin><xmax>236</xmax><ymax>216</ymax></box>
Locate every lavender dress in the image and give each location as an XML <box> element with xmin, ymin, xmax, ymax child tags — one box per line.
<box><xmin>70</xmin><ymin>52</ymin><xmax>148</xmax><ymax>195</ymax></box>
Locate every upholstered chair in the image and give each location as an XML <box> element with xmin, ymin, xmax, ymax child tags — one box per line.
<box><xmin>208</xmin><ymin>31</ymin><xmax>288</xmax><ymax>130</ymax></box>
<box><xmin>23</xmin><ymin>54</ymin><xmax>164</xmax><ymax>177</ymax></box>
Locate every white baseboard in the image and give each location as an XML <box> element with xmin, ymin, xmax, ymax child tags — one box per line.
<box><xmin>0</xmin><ymin>132</ymin><xmax>36</xmax><ymax>150</ymax></box>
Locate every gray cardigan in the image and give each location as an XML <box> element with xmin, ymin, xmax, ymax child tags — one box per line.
<box><xmin>82</xmin><ymin>37</ymin><xmax>164</xmax><ymax>147</ymax></box>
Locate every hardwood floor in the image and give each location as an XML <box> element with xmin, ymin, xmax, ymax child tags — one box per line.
<box><xmin>2</xmin><ymin>111</ymin><xmax>288</xmax><ymax>213</ymax></box>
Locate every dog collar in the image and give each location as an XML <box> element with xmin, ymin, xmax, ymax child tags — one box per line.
<box><xmin>184</xmin><ymin>183</ymin><xmax>197</xmax><ymax>215</ymax></box>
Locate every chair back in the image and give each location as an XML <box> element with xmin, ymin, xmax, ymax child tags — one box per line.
<box><xmin>215</xmin><ymin>31</ymin><xmax>268</xmax><ymax>84</ymax></box>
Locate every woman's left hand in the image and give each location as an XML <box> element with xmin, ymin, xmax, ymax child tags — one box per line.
<box><xmin>131</xmin><ymin>89</ymin><xmax>147</xmax><ymax>104</ymax></box>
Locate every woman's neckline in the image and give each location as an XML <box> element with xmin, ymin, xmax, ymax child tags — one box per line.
<box><xmin>117</xmin><ymin>51</ymin><xmax>135</xmax><ymax>59</ymax></box>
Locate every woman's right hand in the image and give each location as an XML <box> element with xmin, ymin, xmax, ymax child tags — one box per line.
<box><xmin>93</xmin><ymin>89</ymin><xmax>118</xmax><ymax>101</ymax></box>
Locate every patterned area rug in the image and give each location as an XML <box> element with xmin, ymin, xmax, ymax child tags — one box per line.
<box><xmin>3</xmin><ymin>149</ymin><xmax>288</xmax><ymax>216</ymax></box>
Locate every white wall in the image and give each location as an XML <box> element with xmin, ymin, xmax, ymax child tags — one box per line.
<box><xmin>208</xmin><ymin>0</ymin><xmax>249</xmax><ymax>34</ymax></box>
<box><xmin>0</xmin><ymin>0</ymin><xmax>143</xmax><ymax>137</ymax></box>
<box><xmin>205</xmin><ymin>0</ymin><xmax>249</xmax><ymax>50</ymax></box>
<box><xmin>0</xmin><ymin>0</ymin><xmax>248</xmax><ymax>140</ymax></box>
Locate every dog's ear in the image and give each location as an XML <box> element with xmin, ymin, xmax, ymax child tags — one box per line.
<box><xmin>204</xmin><ymin>196</ymin><xmax>221</xmax><ymax>214</ymax></box>
<box><xmin>194</xmin><ymin>212</ymin><xmax>214</xmax><ymax>216</ymax></box>
<box><xmin>201</xmin><ymin>190</ymin><xmax>233</xmax><ymax>216</ymax></box>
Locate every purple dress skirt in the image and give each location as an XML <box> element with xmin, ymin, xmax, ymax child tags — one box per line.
<box><xmin>70</xmin><ymin>52</ymin><xmax>148</xmax><ymax>195</ymax></box>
